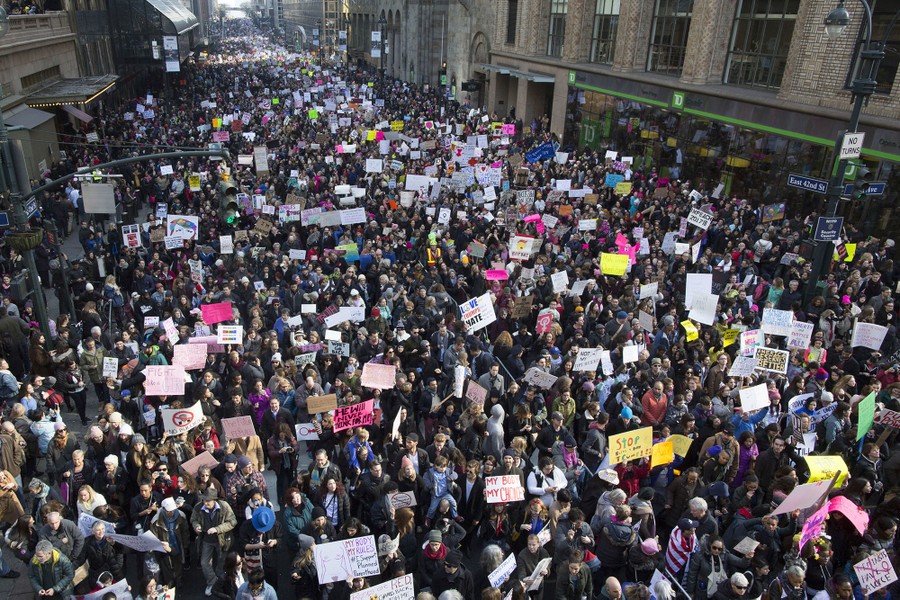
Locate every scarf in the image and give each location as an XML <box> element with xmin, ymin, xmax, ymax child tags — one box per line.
<box><xmin>562</xmin><ymin>446</ymin><xmax>578</xmax><ymax>468</ymax></box>
<box><xmin>423</xmin><ymin>543</ymin><xmax>447</xmax><ymax>561</ymax></box>
<box><xmin>164</xmin><ymin>512</ymin><xmax>181</xmax><ymax>556</ymax></box>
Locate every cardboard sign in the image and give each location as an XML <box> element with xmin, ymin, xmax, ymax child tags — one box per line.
<box><xmin>360</xmin><ymin>363</ymin><xmax>397</xmax><ymax>390</ymax></box>
<box><xmin>770</xmin><ymin>480</ymin><xmax>834</xmax><ymax>516</ymax></box>
<box><xmin>333</xmin><ymin>400</ymin><xmax>374</xmax><ymax>432</ymax></box>
<box><xmin>485</xmin><ymin>475</ymin><xmax>525</xmax><ymax>503</ymax></box>
<box><xmin>180</xmin><ymin>450</ymin><xmax>221</xmax><ymax>476</ymax></box>
<box><xmin>607</xmin><ymin>427</ymin><xmax>653</xmax><ymax>465</ymax></box>
<box><xmin>160</xmin><ymin>400</ymin><xmax>203</xmax><ymax>435</ymax></box>
<box><xmin>221</xmin><ymin>416</ymin><xmax>256</xmax><ymax>439</ymax></box>
<box><xmin>349</xmin><ymin>575</ymin><xmax>414</xmax><ymax>600</ymax></box>
<box><xmin>172</xmin><ymin>343</ymin><xmax>208</xmax><ymax>370</ymax></box>
<box><xmin>854</xmin><ymin>550</ymin><xmax>897</xmax><ymax>595</ymax></box>
<box><xmin>875</xmin><ymin>409</ymin><xmax>900</xmax><ymax>429</ymax></box>
<box><xmin>307</xmin><ymin>394</ymin><xmax>338</xmax><ymax>414</ymax></box>
<box><xmin>388</xmin><ymin>491</ymin><xmax>418</xmax><ymax>510</ymax></box>
<box><xmin>465</xmin><ymin>380</ymin><xmax>488</xmax><ymax>406</ymax></box>
<box><xmin>669</xmin><ymin>434</ymin><xmax>693</xmax><ymax>457</ymax></box>
<box><xmin>314</xmin><ymin>535</ymin><xmax>380</xmax><ymax>584</ymax></box>
<box><xmin>753</xmin><ymin>347</ymin><xmax>789</xmax><ymax>373</ymax></box>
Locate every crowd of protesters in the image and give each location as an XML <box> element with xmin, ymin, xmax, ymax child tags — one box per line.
<box><xmin>0</xmin><ymin>16</ymin><xmax>897</xmax><ymax>600</ymax></box>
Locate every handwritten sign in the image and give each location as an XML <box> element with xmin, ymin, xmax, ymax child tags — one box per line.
<box><xmin>360</xmin><ymin>363</ymin><xmax>397</xmax><ymax>390</ymax></box>
<box><xmin>753</xmin><ymin>347</ymin><xmax>789</xmax><ymax>373</ymax></box>
<box><xmin>488</xmin><ymin>552</ymin><xmax>517</xmax><ymax>588</ymax></box>
<box><xmin>851</xmin><ymin>321</ymin><xmax>889</xmax><ymax>351</ymax></box>
<box><xmin>651</xmin><ymin>441</ymin><xmax>674</xmax><ymax>468</ymax></box>
<box><xmin>314</xmin><ymin>535</ymin><xmax>380</xmax><ymax>584</ymax></box>
<box><xmin>459</xmin><ymin>293</ymin><xmax>497</xmax><ymax>333</ymax></box>
<box><xmin>102</xmin><ymin>357</ymin><xmax>118</xmax><ymax>378</ymax></box>
<box><xmin>173</xmin><ymin>343</ymin><xmax>208</xmax><ymax>370</ymax></box>
<box><xmin>854</xmin><ymin>550</ymin><xmax>898</xmax><ymax>594</ymax></box>
<box><xmin>221</xmin><ymin>416</ymin><xmax>256</xmax><ymax>439</ymax></box>
<box><xmin>333</xmin><ymin>400</ymin><xmax>374</xmax><ymax>432</ymax></box>
<box><xmin>669</xmin><ymin>434</ymin><xmax>693</xmax><ymax>457</ymax></box>
<box><xmin>787</xmin><ymin>321</ymin><xmax>815</xmax><ymax>350</ymax></box>
<box><xmin>160</xmin><ymin>400</ymin><xmax>203</xmax><ymax>435</ymax></box>
<box><xmin>607</xmin><ymin>427</ymin><xmax>653</xmax><ymax>466</ymax></box>
<box><xmin>687</xmin><ymin>208</ymin><xmax>713</xmax><ymax>230</ymax></box>
<box><xmin>485</xmin><ymin>475</ymin><xmax>525</xmax><ymax>504</ymax></box>
<box><xmin>349</xmin><ymin>575</ymin><xmax>414</xmax><ymax>600</ymax></box>
<box><xmin>761</xmin><ymin>308</ymin><xmax>793</xmax><ymax>336</ymax></box>
<box><xmin>806</xmin><ymin>455</ymin><xmax>849</xmax><ymax>485</ymax></box>
<box><xmin>799</xmin><ymin>503</ymin><xmax>829</xmax><ymax>550</ymax></box>
<box><xmin>107</xmin><ymin>530</ymin><xmax>167</xmax><ymax>553</ymax></box>
<box><xmin>200</xmin><ymin>302</ymin><xmax>233</xmax><ymax>325</ymax></box>
<box><xmin>465</xmin><ymin>380</ymin><xmax>488</xmax><ymax>406</ymax></box>
<box><xmin>875</xmin><ymin>409</ymin><xmax>900</xmax><ymax>429</ymax></box>
<box><xmin>144</xmin><ymin>365</ymin><xmax>186</xmax><ymax>396</ymax></box>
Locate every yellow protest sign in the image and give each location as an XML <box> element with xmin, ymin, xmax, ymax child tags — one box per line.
<box><xmin>272</xmin><ymin>98</ymin><xmax>279</xmax><ymax>105</ymax></box>
<box><xmin>615</xmin><ymin>181</ymin><xmax>633</xmax><ymax>196</ymax></box>
<box><xmin>390</xmin><ymin>120</ymin><xmax>404</xmax><ymax>131</ymax></box>
<box><xmin>608</xmin><ymin>426</ymin><xmax>653</xmax><ymax>465</ymax></box>
<box><xmin>833</xmin><ymin>243</ymin><xmax>857</xmax><ymax>262</ymax></box>
<box><xmin>366</xmin><ymin>130</ymin><xmax>377</xmax><ymax>141</ymax></box>
<box><xmin>600</xmin><ymin>253</ymin><xmax>629</xmax><ymax>276</ymax></box>
<box><xmin>188</xmin><ymin>175</ymin><xmax>201</xmax><ymax>192</ymax></box>
<box><xmin>681</xmin><ymin>320</ymin><xmax>699</xmax><ymax>342</ymax></box>
<box><xmin>668</xmin><ymin>434</ymin><xmax>694</xmax><ymax>457</ymax></box>
<box><xmin>722</xmin><ymin>328</ymin><xmax>740</xmax><ymax>348</ymax></box>
<box><xmin>212</xmin><ymin>118</ymin><xmax>222</xmax><ymax>129</ymax></box>
<box><xmin>806</xmin><ymin>455</ymin><xmax>849</xmax><ymax>485</ymax></box>
<box><xmin>651</xmin><ymin>441</ymin><xmax>674</xmax><ymax>468</ymax></box>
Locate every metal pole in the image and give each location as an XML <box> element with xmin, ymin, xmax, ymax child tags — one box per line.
<box><xmin>0</xmin><ymin>94</ymin><xmax>52</xmax><ymax>340</ymax></box>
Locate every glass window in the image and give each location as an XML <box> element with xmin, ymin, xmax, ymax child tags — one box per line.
<box><xmin>647</xmin><ymin>0</ymin><xmax>693</xmax><ymax>75</ymax></box>
<box><xmin>590</xmin><ymin>0</ymin><xmax>620</xmax><ymax>64</ymax></box>
<box><xmin>726</xmin><ymin>0</ymin><xmax>799</xmax><ymax>89</ymax></box>
<box><xmin>547</xmin><ymin>0</ymin><xmax>568</xmax><ymax>58</ymax></box>
<box><xmin>846</xmin><ymin>0</ymin><xmax>900</xmax><ymax>94</ymax></box>
<box><xmin>507</xmin><ymin>0</ymin><xmax>518</xmax><ymax>45</ymax></box>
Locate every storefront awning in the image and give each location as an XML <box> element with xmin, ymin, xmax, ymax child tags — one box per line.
<box><xmin>4</xmin><ymin>106</ymin><xmax>55</xmax><ymax>130</ymax></box>
<box><xmin>145</xmin><ymin>0</ymin><xmax>198</xmax><ymax>35</ymax></box>
<box><xmin>479</xmin><ymin>63</ymin><xmax>512</xmax><ymax>75</ymax></box>
<box><xmin>27</xmin><ymin>75</ymin><xmax>118</xmax><ymax>107</ymax></box>
<box><xmin>62</xmin><ymin>104</ymin><xmax>93</xmax><ymax>123</ymax></box>
<box><xmin>478</xmin><ymin>64</ymin><xmax>555</xmax><ymax>83</ymax></box>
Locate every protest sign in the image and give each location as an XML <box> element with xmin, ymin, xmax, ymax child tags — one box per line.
<box><xmin>488</xmin><ymin>552</ymin><xmax>517</xmax><ymax>588</ymax></box>
<box><xmin>728</xmin><ymin>355</ymin><xmax>758</xmax><ymax>378</ymax></box>
<box><xmin>770</xmin><ymin>480</ymin><xmax>833</xmax><ymax>515</ymax></box>
<box><xmin>639</xmin><ymin>282</ymin><xmax>658</xmax><ymax>300</ymax></box>
<box><xmin>459</xmin><ymin>293</ymin><xmax>497</xmax><ymax>333</ymax></box>
<box><xmin>854</xmin><ymin>550</ymin><xmax>898</xmax><ymax>595</ymax></box>
<box><xmin>600</xmin><ymin>253</ymin><xmax>628</xmax><ymax>276</ymax></box>
<box><xmin>107</xmin><ymin>530</ymin><xmax>167</xmax><ymax>553</ymax></box>
<box><xmin>295</xmin><ymin>423</ymin><xmax>320</xmax><ymax>441</ymax></box>
<box><xmin>173</xmin><ymin>343</ymin><xmax>208</xmax><ymax>370</ymax></box>
<box><xmin>733</xmin><ymin>537</ymin><xmax>761</xmax><ymax>556</ymax></box>
<box><xmin>307</xmin><ymin>394</ymin><xmax>338</xmax><ymax>414</ymax></box>
<box><xmin>829</xmin><ymin>495</ymin><xmax>869</xmax><ymax>534</ymax></box>
<box><xmin>857</xmin><ymin>391</ymin><xmax>876</xmax><ymax>440</ymax></box>
<box><xmin>787</xmin><ymin>321</ymin><xmax>815</xmax><ymax>350</ymax></box>
<box><xmin>523</xmin><ymin>367</ymin><xmax>558</xmax><ymax>389</ymax></box>
<box><xmin>573</xmin><ymin>348</ymin><xmax>604</xmax><ymax>372</ymax></box>
<box><xmin>333</xmin><ymin>400</ymin><xmax>374</xmax><ymax>432</ymax></box>
<box><xmin>160</xmin><ymin>400</ymin><xmax>203</xmax><ymax>435</ymax></box>
<box><xmin>221</xmin><ymin>416</ymin><xmax>257</xmax><ymax>440</ymax></box>
<box><xmin>485</xmin><ymin>475</ymin><xmax>525</xmax><ymax>503</ymax></box>
<box><xmin>753</xmin><ymin>347</ymin><xmax>789</xmax><ymax>373</ymax></box>
<box><xmin>851</xmin><ymin>321</ymin><xmax>889</xmax><ymax>350</ymax></box>
<box><xmin>216</xmin><ymin>325</ymin><xmax>243</xmax><ymax>344</ymax></box>
<box><xmin>551</xmin><ymin>270</ymin><xmax>569</xmax><ymax>293</ymax></box>
<box><xmin>144</xmin><ymin>365</ymin><xmax>187</xmax><ymax>396</ymax></box>
<box><xmin>738</xmin><ymin>383</ymin><xmax>769</xmax><ymax>413</ymax></box>
<box><xmin>875</xmin><ymin>409</ymin><xmax>900</xmax><ymax>429</ymax></box>
<box><xmin>388</xmin><ymin>491</ymin><xmax>418</xmax><ymax>510</ymax></box>
<box><xmin>167</xmin><ymin>214</ymin><xmax>199</xmax><ymax>240</ymax></box>
<box><xmin>761</xmin><ymin>308</ymin><xmax>793</xmax><ymax>336</ymax></box>
<box><xmin>180</xmin><ymin>451</ymin><xmax>220</xmax><ymax>476</ymax></box>
<box><xmin>465</xmin><ymin>380</ymin><xmax>488</xmax><ymax>406</ymax></box>
<box><xmin>350</xmin><ymin>575</ymin><xmax>414</xmax><ymax>600</ymax></box>
<box><xmin>608</xmin><ymin>427</ymin><xmax>653</xmax><ymax>465</ymax></box>
<box><xmin>740</xmin><ymin>329</ymin><xmax>763</xmax><ymax>356</ymax></box>
<box><xmin>360</xmin><ymin>363</ymin><xmax>396</xmax><ymax>390</ymax></box>
<box><xmin>668</xmin><ymin>434</ymin><xmax>693</xmax><ymax>457</ymax></box>
<box><xmin>314</xmin><ymin>535</ymin><xmax>380</xmax><ymax>584</ymax></box>
<box><xmin>651</xmin><ymin>441</ymin><xmax>674</xmax><ymax>468</ymax></box>
<box><xmin>806</xmin><ymin>455</ymin><xmax>849</xmax><ymax>485</ymax></box>
<box><xmin>102</xmin><ymin>357</ymin><xmax>118</xmax><ymax>378</ymax></box>
<box><xmin>74</xmin><ymin>578</ymin><xmax>132</xmax><ymax>600</ymax></box>
<box><xmin>687</xmin><ymin>208</ymin><xmax>713</xmax><ymax>230</ymax></box>
<box><xmin>685</xmin><ymin>274</ymin><xmax>713</xmax><ymax>309</ymax></box>
<box><xmin>78</xmin><ymin>512</ymin><xmax>117</xmax><ymax>537</ymax></box>
<box><xmin>799</xmin><ymin>503</ymin><xmax>829</xmax><ymax>550</ymax></box>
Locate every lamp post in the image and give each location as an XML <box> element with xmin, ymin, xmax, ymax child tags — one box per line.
<box><xmin>378</xmin><ymin>13</ymin><xmax>386</xmax><ymax>78</ymax></box>
<box><xmin>316</xmin><ymin>18</ymin><xmax>321</xmax><ymax>65</ymax></box>
<box><xmin>343</xmin><ymin>15</ymin><xmax>351</xmax><ymax>71</ymax></box>
<box><xmin>805</xmin><ymin>0</ymin><xmax>900</xmax><ymax>304</ymax></box>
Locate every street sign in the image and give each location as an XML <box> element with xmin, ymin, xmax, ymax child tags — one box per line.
<box><xmin>840</xmin><ymin>132</ymin><xmax>865</xmax><ymax>159</ymax></box>
<box><xmin>786</xmin><ymin>173</ymin><xmax>828</xmax><ymax>194</ymax></box>
<box><xmin>842</xmin><ymin>182</ymin><xmax>886</xmax><ymax>196</ymax></box>
<box><xmin>813</xmin><ymin>216</ymin><xmax>844</xmax><ymax>242</ymax></box>
<box><xmin>23</xmin><ymin>198</ymin><xmax>38</xmax><ymax>219</ymax></box>
<box><xmin>0</xmin><ymin>212</ymin><xmax>9</xmax><ymax>227</ymax></box>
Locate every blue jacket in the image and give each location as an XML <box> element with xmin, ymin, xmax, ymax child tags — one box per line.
<box><xmin>732</xmin><ymin>406</ymin><xmax>769</xmax><ymax>438</ymax></box>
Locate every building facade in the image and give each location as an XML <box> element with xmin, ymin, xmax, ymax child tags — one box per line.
<box><xmin>482</xmin><ymin>0</ymin><xmax>900</xmax><ymax>234</ymax></box>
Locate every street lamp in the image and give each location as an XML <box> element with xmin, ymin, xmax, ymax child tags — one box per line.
<box><xmin>378</xmin><ymin>13</ymin><xmax>386</xmax><ymax>77</ymax></box>
<box><xmin>805</xmin><ymin>0</ymin><xmax>900</xmax><ymax>303</ymax></box>
<box><xmin>0</xmin><ymin>7</ymin><xmax>51</xmax><ymax>340</ymax></box>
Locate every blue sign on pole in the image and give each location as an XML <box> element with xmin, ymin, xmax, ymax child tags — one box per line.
<box><xmin>0</xmin><ymin>212</ymin><xmax>8</xmax><ymax>227</ymax></box>
<box><xmin>786</xmin><ymin>173</ymin><xmax>829</xmax><ymax>194</ymax></box>
<box><xmin>842</xmin><ymin>182</ymin><xmax>886</xmax><ymax>196</ymax></box>
<box><xmin>23</xmin><ymin>198</ymin><xmax>38</xmax><ymax>219</ymax></box>
<box><xmin>813</xmin><ymin>216</ymin><xmax>844</xmax><ymax>242</ymax></box>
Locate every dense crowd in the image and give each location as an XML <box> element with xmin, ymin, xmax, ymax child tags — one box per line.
<box><xmin>0</xmin><ymin>18</ymin><xmax>898</xmax><ymax>600</ymax></box>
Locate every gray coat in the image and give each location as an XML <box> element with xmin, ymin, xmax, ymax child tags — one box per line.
<box><xmin>38</xmin><ymin>518</ymin><xmax>85</xmax><ymax>562</ymax></box>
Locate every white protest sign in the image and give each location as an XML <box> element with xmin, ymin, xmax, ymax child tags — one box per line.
<box><xmin>573</xmin><ymin>348</ymin><xmax>604</xmax><ymax>372</ymax></box>
<box><xmin>728</xmin><ymin>355</ymin><xmax>758</xmax><ymax>378</ymax></box>
<box><xmin>684</xmin><ymin>274</ymin><xmax>712</xmax><ymax>309</ymax></box>
<box><xmin>787</xmin><ymin>321</ymin><xmax>815</xmax><ymax>350</ymax></box>
<box><xmin>488</xmin><ymin>552</ymin><xmax>517</xmax><ymax>588</ymax></box>
<box><xmin>688</xmin><ymin>293</ymin><xmax>718</xmax><ymax>326</ymax></box>
<box><xmin>459</xmin><ymin>293</ymin><xmax>496</xmax><ymax>333</ymax></box>
<box><xmin>640</xmin><ymin>281</ymin><xmax>658</xmax><ymax>300</ymax></box>
<box><xmin>854</xmin><ymin>550</ymin><xmax>897</xmax><ymax>595</ymax></box>
<box><xmin>107</xmin><ymin>530</ymin><xmax>168</xmax><ymax>553</ymax></box>
<box><xmin>523</xmin><ymin>367</ymin><xmax>558</xmax><ymax>389</ymax></box>
<box><xmin>160</xmin><ymin>400</ymin><xmax>203</xmax><ymax>435</ymax></box>
<box><xmin>738</xmin><ymin>383</ymin><xmax>769</xmax><ymax>413</ymax></box>
<box><xmin>102</xmin><ymin>357</ymin><xmax>118</xmax><ymax>378</ymax></box>
<box><xmin>551</xmin><ymin>270</ymin><xmax>569</xmax><ymax>294</ymax></box>
<box><xmin>687</xmin><ymin>208</ymin><xmax>713</xmax><ymax>230</ymax></box>
<box><xmin>295</xmin><ymin>423</ymin><xmax>320</xmax><ymax>441</ymax></box>
<box><xmin>761</xmin><ymin>308</ymin><xmax>793</xmax><ymax>336</ymax></box>
<box><xmin>349</xmin><ymin>575</ymin><xmax>414</xmax><ymax>600</ymax></box>
<box><xmin>851</xmin><ymin>321</ymin><xmax>888</xmax><ymax>351</ymax></box>
<box><xmin>314</xmin><ymin>535</ymin><xmax>380</xmax><ymax>584</ymax></box>
<box><xmin>78</xmin><ymin>512</ymin><xmax>117</xmax><ymax>537</ymax></box>
<box><xmin>485</xmin><ymin>475</ymin><xmax>525</xmax><ymax>503</ymax></box>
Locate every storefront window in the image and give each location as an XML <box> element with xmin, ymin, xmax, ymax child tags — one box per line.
<box><xmin>726</xmin><ymin>0</ymin><xmax>799</xmax><ymax>89</ymax></box>
<box><xmin>547</xmin><ymin>0</ymin><xmax>568</xmax><ymax>58</ymax></box>
<box><xmin>506</xmin><ymin>0</ymin><xmax>518</xmax><ymax>45</ymax></box>
<box><xmin>590</xmin><ymin>0</ymin><xmax>620</xmax><ymax>65</ymax></box>
<box><xmin>647</xmin><ymin>0</ymin><xmax>693</xmax><ymax>76</ymax></box>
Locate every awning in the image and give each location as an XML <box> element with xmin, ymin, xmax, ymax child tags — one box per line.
<box><xmin>478</xmin><ymin>63</ymin><xmax>555</xmax><ymax>83</ymax></box>
<box><xmin>479</xmin><ymin>63</ymin><xmax>512</xmax><ymax>75</ymax></box>
<box><xmin>146</xmin><ymin>0</ymin><xmax>199</xmax><ymax>35</ymax></box>
<box><xmin>4</xmin><ymin>107</ymin><xmax>55</xmax><ymax>130</ymax></box>
<box><xmin>27</xmin><ymin>74</ymin><xmax>118</xmax><ymax>107</ymax></box>
<box><xmin>62</xmin><ymin>104</ymin><xmax>93</xmax><ymax>123</ymax></box>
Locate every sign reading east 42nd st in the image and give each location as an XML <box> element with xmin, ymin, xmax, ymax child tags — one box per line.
<box><xmin>840</xmin><ymin>132</ymin><xmax>865</xmax><ymax>160</ymax></box>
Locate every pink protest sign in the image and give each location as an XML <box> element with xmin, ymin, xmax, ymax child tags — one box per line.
<box><xmin>189</xmin><ymin>336</ymin><xmax>225</xmax><ymax>353</ymax></box>
<box><xmin>501</xmin><ymin>124</ymin><xmax>516</xmax><ymax>135</ymax></box>
<box><xmin>333</xmin><ymin>400</ymin><xmax>374</xmax><ymax>432</ymax></box>
<box><xmin>221</xmin><ymin>416</ymin><xmax>257</xmax><ymax>440</ymax></box>
<box><xmin>173</xmin><ymin>343</ymin><xmax>208</xmax><ymax>370</ymax></box>
<box><xmin>144</xmin><ymin>365</ymin><xmax>186</xmax><ymax>397</ymax></box>
<box><xmin>212</xmin><ymin>131</ymin><xmax>230</xmax><ymax>142</ymax></box>
<box><xmin>485</xmin><ymin>270</ymin><xmax>508</xmax><ymax>281</ymax></box>
<box><xmin>465</xmin><ymin>380</ymin><xmax>487</xmax><ymax>406</ymax></box>
<box><xmin>200</xmin><ymin>302</ymin><xmax>233</xmax><ymax>325</ymax></box>
<box><xmin>536</xmin><ymin>312</ymin><xmax>553</xmax><ymax>334</ymax></box>
<box><xmin>524</xmin><ymin>214</ymin><xmax>541</xmax><ymax>224</ymax></box>
<box><xmin>799</xmin><ymin>503</ymin><xmax>829</xmax><ymax>550</ymax></box>
<box><xmin>360</xmin><ymin>363</ymin><xmax>397</xmax><ymax>390</ymax></box>
<box><xmin>180</xmin><ymin>451</ymin><xmax>220</xmax><ymax>477</ymax></box>
<box><xmin>828</xmin><ymin>496</ymin><xmax>869</xmax><ymax>535</ymax></box>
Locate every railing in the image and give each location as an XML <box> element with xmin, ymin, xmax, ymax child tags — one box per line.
<box><xmin>4</xmin><ymin>12</ymin><xmax>72</xmax><ymax>45</ymax></box>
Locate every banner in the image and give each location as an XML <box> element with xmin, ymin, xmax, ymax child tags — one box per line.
<box><xmin>607</xmin><ymin>427</ymin><xmax>653</xmax><ymax>465</ymax></box>
<box><xmin>160</xmin><ymin>400</ymin><xmax>203</xmax><ymax>435</ymax></box>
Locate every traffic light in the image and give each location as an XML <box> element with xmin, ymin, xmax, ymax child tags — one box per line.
<box><xmin>849</xmin><ymin>165</ymin><xmax>872</xmax><ymax>201</ymax></box>
<box><xmin>440</xmin><ymin>62</ymin><xmax>447</xmax><ymax>87</ymax></box>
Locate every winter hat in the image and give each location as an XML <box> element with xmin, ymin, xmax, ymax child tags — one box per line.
<box><xmin>161</xmin><ymin>498</ymin><xmax>178</xmax><ymax>512</ymax></box>
<box><xmin>224</xmin><ymin>454</ymin><xmax>238</xmax><ymax>464</ymax></box>
<box><xmin>445</xmin><ymin>549</ymin><xmax>462</xmax><ymax>567</ymax></box>
<box><xmin>400</xmin><ymin>456</ymin><xmax>413</xmax><ymax>470</ymax></box>
<box><xmin>427</xmin><ymin>530</ymin><xmax>442</xmax><ymax>543</ymax></box>
<box><xmin>621</xmin><ymin>407</ymin><xmax>633</xmax><ymax>420</ymax></box>
<box><xmin>297</xmin><ymin>534</ymin><xmax>315</xmax><ymax>551</ymax></box>
<box><xmin>132</xmin><ymin>434</ymin><xmax>146</xmax><ymax>445</ymax></box>
<box><xmin>311</xmin><ymin>507</ymin><xmax>327</xmax><ymax>520</ymax></box>
<box><xmin>53</xmin><ymin>422</ymin><xmax>66</xmax><ymax>431</ymax></box>
<box><xmin>815</xmin><ymin>368</ymin><xmax>829</xmax><ymax>381</ymax></box>
<box><xmin>118</xmin><ymin>423</ymin><xmax>134</xmax><ymax>436</ymax></box>
<box><xmin>708</xmin><ymin>481</ymin><xmax>730</xmax><ymax>498</ymax></box>
<box><xmin>708</xmin><ymin>445</ymin><xmax>722</xmax><ymax>457</ymax></box>
<box><xmin>237</xmin><ymin>455</ymin><xmax>252</xmax><ymax>469</ymax></box>
<box><xmin>641</xmin><ymin>539</ymin><xmax>660</xmax><ymax>555</ymax></box>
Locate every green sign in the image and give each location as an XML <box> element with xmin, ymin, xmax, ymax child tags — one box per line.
<box><xmin>568</xmin><ymin>71</ymin><xmax>576</xmax><ymax>85</ymax></box>
<box><xmin>671</xmin><ymin>91</ymin><xmax>685</xmax><ymax>109</ymax></box>
<box><xmin>581</xmin><ymin>118</ymin><xmax>603</xmax><ymax>150</ymax></box>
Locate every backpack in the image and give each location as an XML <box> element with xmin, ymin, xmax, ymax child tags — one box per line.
<box><xmin>44</xmin><ymin>388</ymin><xmax>64</xmax><ymax>410</ymax></box>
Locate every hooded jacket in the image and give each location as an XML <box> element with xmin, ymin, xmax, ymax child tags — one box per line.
<box><xmin>594</xmin><ymin>519</ymin><xmax>637</xmax><ymax>569</ymax></box>
<box><xmin>29</xmin><ymin>549</ymin><xmax>74</xmax><ymax>598</ymax></box>
<box><xmin>483</xmin><ymin>404</ymin><xmax>505</xmax><ymax>461</ymax></box>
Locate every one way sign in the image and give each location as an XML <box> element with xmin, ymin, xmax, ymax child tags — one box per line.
<box><xmin>840</xmin><ymin>132</ymin><xmax>865</xmax><ymax>159</ymax></box>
